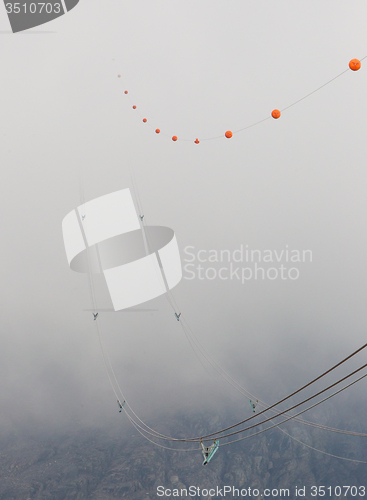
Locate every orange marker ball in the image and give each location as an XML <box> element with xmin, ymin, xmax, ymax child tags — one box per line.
<box><xmin>155</xmin><ymin>129</ymin><xmax>160</xmax><ymax>134</ymax></box>
<box><xmin>143</xmin><ymin>118</ymin><xmax>147</xmax><ymax>123</ymax></box>
<box><xmin>124</xmin><ymin>90</ymin><xmax>128</xmax><ymax>94</ymax></box>
<box><xmin>172</xmin><ymin>136</ymin><xmax>178</xmax><ymax>141</ymax></box>
<box><xmin>271</xmin><ymin>109</ymin><xmax>281</xmax><ymax>119</ymax></box>
<box><xmin>132</xmin><ymin>105</ymin><xmax>136</xmax><ymax>109</ymax></box>
<box><xmin>225</xmin><ymin>131</ymin><xmax>232</xmax><ymax>139</ymax></box>
<box><xmin>118</xmin><ymin>75</ymin><xmax>121</xmax><ymax>78</ymax></box>
<box><xmin>194</xmin><ymin>139</ymin><xmax>200</xmax><ymax>144</ymax></box>
<box><xmin>349</xmin><ymin>59</ymin><xmax>361</xmax><ymax>71</ymax></box>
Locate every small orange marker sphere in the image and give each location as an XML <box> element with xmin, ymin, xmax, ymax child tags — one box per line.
<box><xmin>143</xmin><ymin>118</ymin><xmax>147</xmax><ymax>123</ymax></box>
<box><xmin>271</xmin><ymin>109</ymin><xmax>281</xmax><ymax>119</ymax></box>
<box><xmin>194</xmin><ymin>138</ymin><xmax>200</xmax><ymax>144</ymax></box>
<box><xmin>124</xmin><ymin>90</ymin><xmax>128</xmax><ymax>94</ymax></box>
<box><xmin>225</xmin><ymin>131</ymin><xmax>232</xmax><ymax>139</ymax></box>
<box><xmin>118</xmin><ymin>75</ymin><xmax>121</xmax><ymax>78</ymax></box>
<box><xmin>349</xmin><ymin>59</ymin><xmax>361</xmax><ymax>71</ymax></box>
<box><xmin>132</xmin><ymin>105</ymin><xmax>136</xmax><ymax>109</ymax></box>
<box><xmin>172</xmin><ymin>136</ymin><xmax>178</xmax><ymax>141</ymax></box>
<box><xmin>155</xmin><ymin>129</ymin><xmax>160</xmax><ymax>134</ymax></box>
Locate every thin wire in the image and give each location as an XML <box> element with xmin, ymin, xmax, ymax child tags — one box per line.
<box><xmin>75</xmin><ymin>183</ymin><xmax>367</xmax><ymax>461</ymax></box>
<box><xmin>281</xmin><ymin>69</ymin><xmax>349</xmax><ymax>112</ymax></box>
<box><xmin>163</xmin><ymin>294</ymin><xmax>367</xmax><ymax>438</ymax></box>
<box><xmin>125</xmin><ymin>412</ymin><xmax>201</xmax><ymax>452</ymax></box>
<box><xmin>128</xmin><ymin>203</ymin><xmax>367</xmax><ymax>443</ymax></box>
<box><xmin>90</xmin><ymin>236</ymin><xmax>367</xmax><ymax>453</ymax></box>
<box><xmin>125</xmin><ymin>162</ymin><xmax>367</xmax><ymax>443</ymax></box>
<box><xmin>179</xmin><ymin>316</ymin><xmax>367</xmax><ymax>437</ymax></box>
<box><xmin>274</xmin><ymin>424</ymin><xmax>367</xmax><ymax>464</ymax></box>
<box><xmin>169</xmin><ymin>303</ymin><xmax>367</xmax><ymax>441</ymax></box>
<box><xmin>122</xmin><ymin>407</ymin><xmax>200</xmax><ymax>451</ymax></box>
<box><xmin>78</xmin><ymin>178</ymin><xmax>120</xmax><ymax>401</ymax></box>
<box><xmin>179</xmin><ymin>344</ymin><xmax>367</xmax><ymax>441</ymax></box>
<box><xmin>117</xmin><ymin>58</ymin><xmax>364</xmax><ymax>142</ymax></box>
<box><xmin>131</xmin><ymin>171</ymin><xmax>367</xmax><ymax>440</ymax></box>
<box><xmin>199</xmin><ymin>363</ymin><xmax>367</xmax><ymax>442</ymax></box>
<box><xmin>122</xmin><ymin>359</ymin><xmax>367</xmax><ymax>445</ymax></box>
<box><xmin>138</xmin><ymin>257</ymin><xmax>367</xmax><ymax>440</ymax></box>
<box><xmin>77</xmin><ymin>173</ymin><xmax>172</xmax><ymax>440</ymax></box>
<box><xmin>80</xmin><ymin>87</ymin><xmax>367</xmax><ymax>453</ymax></box>
<box><xmin>134</xmin><ymin>218</ymin><xmax>213</xmax><ymax>378</ymax></box>
<box><xmin>257</xmin><ymin>400</ymin><xmax>367</xmax><ymax>438</ymax></box>
<box><xmin>221</xmin><ymin>371</ymin><xmax>367</xmax><ymax>448</ymax></box>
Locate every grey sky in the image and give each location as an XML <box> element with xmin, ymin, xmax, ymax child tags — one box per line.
<box><xmin>1</xmin><ymin>1</ymin><xmax>367</xmax><ymax>439</ymax></box>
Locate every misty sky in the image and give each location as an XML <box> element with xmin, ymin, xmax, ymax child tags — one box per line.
<box><xmin>1</xmin><ymin>0</ymin><xmax>367</xmax><ymax>449</ymax></box>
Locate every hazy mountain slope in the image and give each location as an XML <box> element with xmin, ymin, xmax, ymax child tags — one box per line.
<box><xmin>1</xmin><ymin>410</ymin><xmax>366</xmax><ymax>500</ymax></box>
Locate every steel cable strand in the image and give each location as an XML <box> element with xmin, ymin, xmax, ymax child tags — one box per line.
<box><xmin>78</xmin><ymin>166</ymin><xmax>260</xmax><ymax>444</ymax></box>
<box><xmin>117</xmin><ymin>56</ymin><xmax>365</xmax><ymax>141</ymax></box>
<box><xmin>220</xmin><ymin>371</ymin><xmax>367</xmax><ymax>448</ymax></box>
<box><xmin>256</xmin><ymin>400</ymin><xmax>367</xmax><ymax>437</ymax></box>
<box><xmin>124</xmin><ymin>412</ymin><xmax>201</xmax><ymax>452</ymax></box>
<box><xmin>163</xmin><ymin>295</ymin><xmax>366</xmax><ymax>439</ymax></box>
<box><xmin>77</xmin><ymin>183</ymin><xmax>277</xmax><ymax>445</ymax></box>
<box><xmin>88</xmin><ymin>276</ymin><xmax>180</xmax><ymax>442</ymax></box>
<box><xmin>121</xmin><ymin>406</ymin><xmax>203</xmax><ymax>449</ymax></box>
<box><xmin>78</xmin><ymin>176</ymin><xmax>121</xmax><ymax>400</ymax></box>
<box><xmin>123</xmin><ymin>340</ymin><xmax>367</xmax><ymax>446</ymax></box>
<box><xmin>126</xmin><ymin>168</ymin><xmax>367</xmax><ymax>443</ymax></box>
<box><xmin>178</xmin><ymin>313</ymin><xmax>367</xmax><ymax>437</ymax></box>
<box><xmin>174</xmin><ymin>310</ymin><xmax>367</xmax><ymax>439</ymax></box>
<box><xmin>105</xmin><ymin>129</ymin><xmax>209</xmax><ymax>441</ymax></box>
<box><xmin>127</xmin><ymin>171</ymin><xmax>367</xmax><ymax>441</ymax></box>
<box><xmin>270</xmin><ymin>420</ymin><xmax>367</xmax><ymax>464</ymax></box>
<box><xmin>116</xmin><ymin>352</ymin><xmax>367</xmax><ymax>444</ymax></box>
<box><xmin>195</xmin><ymin>363</ymin><xmax>367</xmax><ymax>442</ymax></box>
<box><xmin>148</xmin><ymin>255</ymin><xmax>367</xmax><ymax>440</ymax></box>
<box><xmin>78</xmin><ymin>177</ymin><xmax>179</xmax><ymax>441</ymax></box>
<box><xmin>163</xmin><ymin>293</ymin><xmax>367</xmax><ymax>437</ymax></box>
<box><xmin>115</xmin><ymin>186</ymin><xmax>215</xmax><ymax>434</ymax></box>
<box><xmin>178</xmin><ymin>322</ymin><xmax>367</xmax><ymax>438</ymax></box>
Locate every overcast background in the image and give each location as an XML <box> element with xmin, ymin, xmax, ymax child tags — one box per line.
<box><xmin>1</xmin><ymin>0</ymin><xmax>367</xmax><ymax>457</ymax></box>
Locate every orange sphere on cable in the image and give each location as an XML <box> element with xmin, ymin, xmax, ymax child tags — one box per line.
<box><xmin>225</xmin><ymin>131</ymin><xmax>232</xmax><ymax>139</ymax></box>
<box><xmin>172</xmin><ymin>136</ymin><xmax>178</xmax><ymax>141</ymax></box>
<box><xmin>194</xmin><ymin>138</ymin><xmax>200</xmax><ymax>144</ymax></box>
<box><xmin>143</xmin><ymin>118</ymin><xmax>147</xmax><ymax>123</ymax></box>
<box><xmin>271</xmin><ymin>109</ymin><xmax>281</xmax><ymax>119</ymax></box>
<box><xmin>124</xmin><ymin>90</ymin><xmax>128</xmax><ymax>94</ymax></box>
<box><xmin>118</xmin><ymin>75</ymin><xmax>121</xmax><ymax>78</ymax></box>
<box><xmin>349</xmin><ymin>59</ymin><xmax>361</xmax><ymax>71</ymax></box>
<box><xmin>132</xmin><ymin>105</ymin><xmax>136</xmax><ymax>109</ymax></box>
<box><xmin>155</xmin><ymin>129</ymin><xmax>160</xmax><ymax>134</ymax></box>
